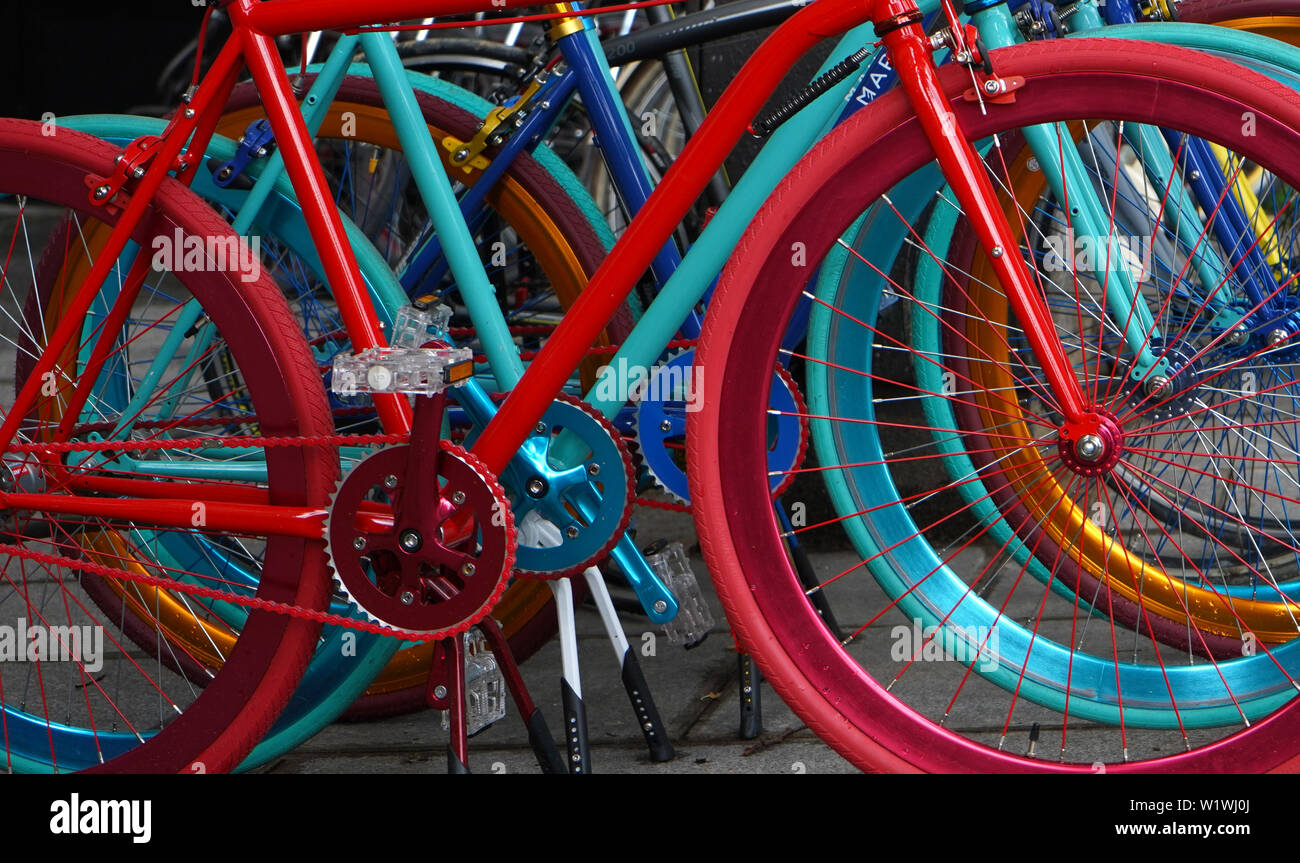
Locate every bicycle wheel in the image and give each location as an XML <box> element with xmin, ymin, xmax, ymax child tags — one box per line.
<box><xmin>68</xmin><ymin>74</ymin><xmax>619</xmax><ymax>728</ymax></box>
<box><xmin>0</xmin><ymin>119</ymin><xmax>336</xmax><ymax>772</ymax></box>
<box><xmin>25</xmin><ymin>114</ymin><xmax>427</xmax><ymax>764</ymax></box>
<box><xmin>690</xmin><ymin>39</ymin><xmax>1300</xmax><ymax>771</ymax></box>
<box><xmin>923</xmin><ymin>124</ymin><xmax>1300</xmax><ymax>655</ymax></box>
<box><xmin>806</xmin><ymin>10</ymin><xmax>1300</xmax><ymax>643</ymax></box>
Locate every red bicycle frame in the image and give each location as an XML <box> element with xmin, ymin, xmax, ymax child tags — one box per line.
<box><xmin>0</xmin><ymin>0</ymin><xmax>1089</xmax><ymax>539</ymax></box>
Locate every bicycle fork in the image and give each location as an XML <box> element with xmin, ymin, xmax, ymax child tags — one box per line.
<box><xmin>880</xmin><ymin>12</ymin><xmax>1093</xmax><ymax>436</ymax></box>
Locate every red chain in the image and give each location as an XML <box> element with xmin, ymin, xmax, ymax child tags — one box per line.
<box><xmin>0</xmin><ymin>542</ymin><xmax>446</xmax><ymax>641</ymax></box>
<box><xmin>8</xmin><ymin>431</ymin><xmax>408</xmax><ymax>456</ymax></box>
<box><xmin>5</xmin><ymin>342</ymin><xmax>704</xmax><ymax>634</ymax></box>
<box><xmin>635</xmin><ymin>496</ymin><xmax>690</xmax><ymax>513</ymax></box>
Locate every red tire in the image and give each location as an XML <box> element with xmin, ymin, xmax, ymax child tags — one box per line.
<box><xmin>690</xmin><ymin>40</ymin><xmax>1300</xmax><ymax>772</ymax></box>
<box><xmin>0</xmin><ymin>120</ymin><xmax>336</xmax><ymax>773</ymax></box>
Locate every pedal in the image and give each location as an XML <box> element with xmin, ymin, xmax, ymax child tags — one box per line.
<box><xmin>391</xmin><ymin>300</ymin><xmax>453</xmax><ymax>348</ymax></box>
<box><xmin>643</xmin><ymin>540</ymin><xmax>714</xmax><ymax>648</ymax></box>
<box><xmin>440</xmin><ymin>629</ymin><xmax>508</xmax><ymax>737</ymax></box>
<box><xmin>330</xmin><ymin>344</ymin><xmax>473</xmax><ymax>396</ymax></box>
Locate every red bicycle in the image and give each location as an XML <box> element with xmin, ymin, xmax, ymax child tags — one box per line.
<box><xmin>7</xmin><ymin>0</ymin><xmax>1300</xmax><ymax>772</ymax></box>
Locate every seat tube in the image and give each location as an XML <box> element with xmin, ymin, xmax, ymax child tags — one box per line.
<box><xmin>362</xmin><ymin>29</ymin><xmax>528</xmax><ymax>388</ymax></box>
<box><xmin>552</xmin><ymin>4</ymin><xmax>686</xmax><ymax>295</ymax></box>
<box><xmin>230</xmin><ymin>0</ymin><xmax>410</xmax><ymax>433</ymax></box>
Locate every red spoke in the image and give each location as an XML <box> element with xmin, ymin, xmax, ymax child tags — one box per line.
<box><xmin>789</xmin><ymin>348</ymin><xmax>1056</xmax><ymax>430</ymax></box>
<box><xmin>1127</xmin><ymin>366</ymin><xmax>1300</xmax><ymax>435</ymax></box>
<box><xmin>801</xmin><ymin>288</ymin><xmax>1059</xmax><ymax>429</ymax></box>
<box><xmin>793</xmin><ymin>448</ymin><xmax>1053</xmax><ymax>542</ymax></box>
<box><xmin>834</xmin><ymin>219</ymin><xmax>1064</xmax><ymax>420</ymax></box>
<box><xmin>1107</xmin><ymin>153</ymin><xmax>1293</xmax><ymax>423</ymax></box>
<box><xmin>1100</xmin><ymin>131</ymin><xmax>1189</xmax><ymax>408</ymax></box>
<box><xmin>770</xmin><ymin>436</ymin><xmax>1027</xmax><ymax>478</ymax></box>
<box><xmin>1117</xmin><ymin>463</ymin><xmax>1300</xmax><ymax>664</ymax></box>
<box><xmin>1118</xmin><ymin>458</ymin><xmax>1300</xmax><ymax>597</ymax></box>
<box><xmin>1112</xmin><ymin>229</ymin><xmax>1300</xmax><ymax>427</ymax></box>
<box><xmin>1105</xmin><ymin>473</ymin><xmax>1267</xmax><ymax>722</ymax></box>
<box><xmin>892</xmin><ymin>460</ymin><xmax>1079</xmax><ymax>717</ymax></box>
<box><xmin>999</xmin><ymin>469</ymin><xmax>1087</xmax><ymax>746</ymax></box>
<box><xmin>780</xmin><ymin>407</ymin><xmax>1053</xmax><ymax>447</ymax></box>
<box><xmin>1121</xmin><ymin>445</ymin><xmax>1300</xmax><ymax>526</ymax></box>
<box><xmin>842</xmin><ymin>462</ymin><xmax>1067</xmax><ymax>635</ymax></box>
<box><xmin>1052</xmin><ymin>120</ymin><xmax>1093</xmax><ymax>406</ymax></box>
<box><xmin>1096</xmin><ymin>475</ymin><xmax>1188</xmax><ymax>744</ymax></box>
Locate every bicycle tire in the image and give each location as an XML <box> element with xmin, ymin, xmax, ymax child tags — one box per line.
<box><xmin>0</xmin><ymin>119</ymin><xmax>337</xmax><ymax>773</ymax></box>
<box><xmin>690</xmin><ymin>39</ymin><xmax>1300</xmax><ymax>771</ymax></box>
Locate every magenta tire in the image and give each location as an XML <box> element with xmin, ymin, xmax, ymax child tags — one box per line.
<box><xmin>689</xmin><ymin>40</ymin><xmax>1300</xmax><ymax>772</ymax></box>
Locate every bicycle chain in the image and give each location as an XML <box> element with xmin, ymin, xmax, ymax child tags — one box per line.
<box><xmin>2</xmin><ymin>335</ymin><xmax>703</xmax><ymax>630</ymax></box>
<box><xmin>0</xmin><ymin>541</ymin><xmax>450</xmax><ymax>642</ymax></box>
<box><xmin>6</xmin><ymin>431</ymin><xmax>408</xmax><ymax>456</ymax></box>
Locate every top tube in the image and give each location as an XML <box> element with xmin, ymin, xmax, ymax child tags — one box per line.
<box><xmin>244</xmin><ymin>0</ymin><xmax>672</xmax><ymax>37</ymax></box>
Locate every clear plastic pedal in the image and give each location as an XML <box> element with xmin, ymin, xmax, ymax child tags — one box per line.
<box><xmin>645</xmin><ymin>540</ymin><xmax>715</xmax><ymax>647</ymax></box>
<box><xmin>441</xmin><ymin>629</ymin><xmax>508</xmax><ymax>736</ymax></box>
<box><xmin>331</xmin><ymin>344</ymin><xmax>473</xmax><ymax>396</ymax></box>
<box><xmin>391</xmin><ymin>301</ymin><xmax>453</xmax><ymax>348</ymax></box>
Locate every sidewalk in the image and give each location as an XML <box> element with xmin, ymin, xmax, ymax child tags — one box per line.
<box><xmin>258</xmin><ymin>505</ymin><xmax>857</xmax><ymax>775</ymax></box>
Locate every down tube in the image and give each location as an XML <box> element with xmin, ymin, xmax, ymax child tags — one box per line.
<box><xmin>582</xmin><ymin>22</ymin><xmax>882</xmax><ymax>420</ymax></box>
<box><xmin>472</xmin><ymin>0</ymin><xmax>933</xmax><ymax>474</ymax></box>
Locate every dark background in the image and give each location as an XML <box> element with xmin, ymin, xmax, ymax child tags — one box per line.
<box><xmin>0</xmin><ymin>1</ymin><xmax>206</xmax><ymax>118</ymax></box>
<box><xmin>0</xmin><ymin>1</ymin><xmax>828</xmax><ymax>178</ymax></box>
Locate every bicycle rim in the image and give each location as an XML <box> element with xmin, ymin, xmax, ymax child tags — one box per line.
<box><xmin>691</xmin><ymin>39</ymin><xmax>1300</xmax><ymax>771</ymax></box>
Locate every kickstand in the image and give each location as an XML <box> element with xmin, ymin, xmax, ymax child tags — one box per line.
<box><xmin>549</xmin><ymin>578</ymin><xmax>591</xmax><ymax>773</ymax></box>
<box><xmin>582</xmin><ymin>566</ymin><xmax>674</xmax><ymax>762</ymax></box>
<box><xmin>739</xmin><ymin>652</ymin><xmax>763</xmax><ymax>740</ymax></box>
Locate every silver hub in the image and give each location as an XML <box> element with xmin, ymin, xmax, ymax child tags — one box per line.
<box><xmin>1075</xmin><ymin>434</ymin><xmax>1106</xmax><ymax>463</ymax></box>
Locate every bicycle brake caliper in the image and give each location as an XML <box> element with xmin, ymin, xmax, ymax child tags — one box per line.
<box><xmin>961</xmin><ymin>74</ymin><xmax>1025</xmax><ymax>104</ymax></box>
<box><xmin>935</xmin><ymin>22</ymin><xmax>1025</xmax><ymax>104</ymax></box>
<box><xmin>442</xmin><ymin>72</ymin><xmax>550</xmax><ymax>173</ymax></box>
<box><xmin>87</xmin><ymin>135</ymin><xmax>162</xmax><ymax>210</ymax></box>
<box><xmin>210</xmin><ymin>119</ymin><xmax>276</xmax><ymax>189</ymax></box>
